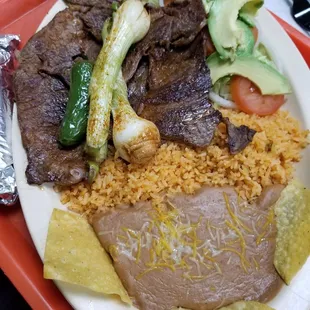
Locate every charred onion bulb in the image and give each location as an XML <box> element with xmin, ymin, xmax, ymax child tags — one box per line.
<box><xmin>112</xmin><ymin>73</ymin><xmax>160</xmax><ymax>164</ymax></box>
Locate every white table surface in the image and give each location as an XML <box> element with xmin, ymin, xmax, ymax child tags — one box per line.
<box><xmin>264</xmin><ymin>0</ymin><xmax>310</xmax><ymax>36</ymax></box>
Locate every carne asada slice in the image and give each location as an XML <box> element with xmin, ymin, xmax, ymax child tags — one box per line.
<box><xmin>65</xmin><ymin>0</ymin><xmax>115</xmax><ymax>8</ymax></box>
<box><xmin>65</xmin><ymin>0</ymin><xmax>120</xmax><ymax>42</ymax></box>
<box><xmin>123</xmin><ymin>0</ymin><xmax>207</xmax><ymax>82</ymax></box>
<box><xmin>124</xmin><ymin>0</ymin><xmax>255</xmax><ymax>150</ymax></box>
<box><xmin>224</xmin><ymin>118</ymin><xmax>257</xmax><ymax>155</ymax></box>
<box><xmin>133</xmin><ymin>35</ymin><xmax>222</xmax><ymax>147</ymax></box>
<box><xmin>14</xmin><ymin>9</ymin><xmax>100</xmax><ymax>185</ymax></box>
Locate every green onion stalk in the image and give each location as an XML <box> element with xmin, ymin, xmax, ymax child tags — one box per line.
<box><xmin>86</xmin><ymin>0</ymin><xmax>151</xmax><ymax>181</ymax></box>
<box><xmin>112</xmin><ymin>72</ymin><xmax>160</xmax><ymax>165</ymax></box>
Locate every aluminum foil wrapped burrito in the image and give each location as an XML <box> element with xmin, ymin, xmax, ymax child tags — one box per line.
<box><xmin>0</xmin><ymin>35</ymin><xmax>20</xmax><ymax>205</ymax></box>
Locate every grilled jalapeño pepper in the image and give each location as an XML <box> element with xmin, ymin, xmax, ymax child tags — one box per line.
<box><xmin>59</xmin><ymin>61</ymin><xmax>93</xmax><ymax>146</ymax></box>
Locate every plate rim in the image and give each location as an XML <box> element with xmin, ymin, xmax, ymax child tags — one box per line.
<box><xmin>12</xmin><ymin>2</ymin><xmax>310</xmax><ymax>310</ymax></box>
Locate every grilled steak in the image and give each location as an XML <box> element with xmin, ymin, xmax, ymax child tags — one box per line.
<box><xmin>65</xmin><ymin>0</ymin><xmax>121</xmax><ymax>42</ymax></box>
<box><xmin>123</xmin><ymin>0</ymin><xmax>207</xmax><ymax>82</ymax></box>
<box><xmin>66</xmin><ymin>0</ymin><xmax>115</xmax><ymax>6</ymax></box>
<box><xmin>93</xmin><ymin>185</ymin><xmax>284</xmax><ymax>310</ymax></box>
<box><xmin>134</xmin><ymin>36</ymin><xmax>223</xmax><ymax>147</ymax></box>
<box><xmin>14</xmin><ymin>0</ymin><xmax>255</xmax><ymax>185</ymax></box>
<box><xmin>14</xmin><ymin>9</ymin><xmax>100</xmax><ymax>185</ymax></box>
<box><xmin>125</xmin><ymin>0</ymin><xmax>255</xmax><ymax>150</ymax></box>
<box><xmin>223</xmin><ymin>118</ymin><xmax>256</xmax><ymax>155</ymax></box>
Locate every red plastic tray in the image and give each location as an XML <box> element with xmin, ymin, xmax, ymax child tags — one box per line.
<box><xmin>0</xmin><ymin>1</ymin><xmax>310</xmax><ymax>309</ymax></box>
<box><xmin>0</xmin><ymin>2</ymin><xmax>72</xmax><ymax>309</ymax></box>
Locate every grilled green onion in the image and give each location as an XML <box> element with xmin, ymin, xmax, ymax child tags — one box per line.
<box><xmin>86</xmin><ymin>0</ymin><xmax>151</xmax><ymax>164</ymax></box>
<box><xmin>112</xmin><ymin>72</ymin><xmax>160</xmax><ymax>164</ymax></box>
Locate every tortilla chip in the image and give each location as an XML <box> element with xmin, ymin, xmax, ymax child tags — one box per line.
<box><xmin>219</xmin><ymin>301</ymin><xmax>274</xmax><ymax>310</ymax></box>
<box><xmin>43</xmin><ymin>209</ymin><xmax>131</xmax><ymax>304</ymax></box>
<box><xmin>274</xmin><ymin>180</ymin><xmax>310</xmax><ymax>284</ymax></box>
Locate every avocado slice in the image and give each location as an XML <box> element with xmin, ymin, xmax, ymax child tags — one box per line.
<box><xmin>256</xmin><ymin>43</ymin><xmax>272</xmax><ymax>60</ymax></box>
<box><xmin>253</xmin><ymin>43</ymin><xmax>276</xmax><ymax>69</ymax></box>
<box><xmin>239</xmin><ymin>0</ymin><xmax>264</xmax><ymax>27</ymax></box>
<box><xmin>207</xmin><ymin>53</ymin><xmax>292</xmax><ymax>95</ymax></box>
<box><xmin>235</xmin><ymin>20</ymin><xmax>255</xmax><ymax>56</ymax></box>
<box><xmin>202</xmin><ymin>0</ymin><xmax>214</xmax><ymax>14</ymax></box>
<box><xmin>208</xmin><ymin>0</ymin><xmax>259</xmax><ymax>60</ymax></box>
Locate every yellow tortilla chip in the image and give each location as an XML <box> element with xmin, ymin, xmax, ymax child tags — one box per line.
<box><xmin>43</xmin><ymin>209</ymin><xmax>131</xmax><ymax>304</ymax></box>
<box><xmin>274</xmin><ymin>180</ymin><xmax>310</xmax><ymax>284</ymax></box>
<box><xmin>219</xmin><ymin>301</ymin><xmax>274</xmax><ymax>310</ymax></box>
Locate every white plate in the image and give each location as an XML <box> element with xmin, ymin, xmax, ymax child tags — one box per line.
<box><xmin>12</xmin><ymin>2</ymin><xmax>310</xmax><ymax>310</ymax></box>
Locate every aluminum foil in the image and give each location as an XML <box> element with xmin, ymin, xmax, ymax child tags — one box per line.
<box><xmin>0</xmin><ymin>35</ymin><xmax>20</xmax><ymax>206</ymax></box>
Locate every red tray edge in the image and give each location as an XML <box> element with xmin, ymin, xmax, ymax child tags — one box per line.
<box><xmin>1</xmin><ymin>3</ymin><xmax>310</xmax><ymax>310</ymax></box>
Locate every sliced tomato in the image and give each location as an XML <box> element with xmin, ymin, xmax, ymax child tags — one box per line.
<box><xmin>230</xmin><ymin>76</ymin><xmax>285</xmax><ymax>116</ymax></box>
<box><xmin>251</xmin><ymin>26</ymin><xmax>259</xmax><ymax>43</ymax></box>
